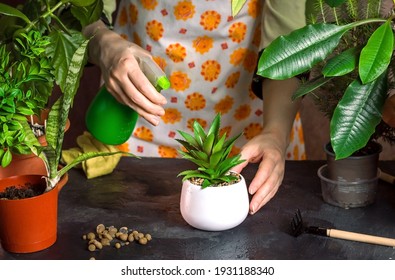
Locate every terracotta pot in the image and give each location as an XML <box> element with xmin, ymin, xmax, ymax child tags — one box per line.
<box><xmin>0</xmin><ymin>153</ymin><xmax>47</xmax><ymax>179</ymax></box>
<box><xmin>0</xmin><ymin>173</ymin><xmax>68</xmax><ymax>253</ymax></box>
<box><xmin>180</xmin><ymin>174</ymin><xmax>249</xmax><ymax>231</ymax></box>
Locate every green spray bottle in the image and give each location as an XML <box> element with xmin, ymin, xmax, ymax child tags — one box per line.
<box><xmin>85</xmin><ymin>57</ymin><xmax>170</xmax><ymax>145</ymax></box>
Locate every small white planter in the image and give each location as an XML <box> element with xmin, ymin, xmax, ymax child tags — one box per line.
<box><xmin>180</xmin><ymin>174</ymin><xmax>249</xmax><ymax>231</ymax></box>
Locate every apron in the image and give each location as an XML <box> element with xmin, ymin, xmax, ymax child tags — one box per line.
<box><xmin>113</xmin><ymin>0</ymin><xmax>305</xmax><ymax>160</ymax></box>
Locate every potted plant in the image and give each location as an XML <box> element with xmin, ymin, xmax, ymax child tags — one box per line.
<box><xmin>256</xmin><ymin>0</ymin><xmax>395</xmax><ymax>208</ymax></box>
<box><xmin>0</xmin><ymin>0</ymin><xmax>136</xmax><ymax>253</ymax></box>
<box><xmin>175</xmin><ymin>113</ymin><xmax>249</xmax><ymax>231</ymax></box>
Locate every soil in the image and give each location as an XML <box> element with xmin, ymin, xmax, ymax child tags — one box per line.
<box><xmin>190</xmin><ymin>172</ymin><xmax>242</xmax><ymax>187</ymax></box>
<box><xmin>0</xmin><ymin>183</ymin><xmax>44</xmax><ymax>200</ymax></box>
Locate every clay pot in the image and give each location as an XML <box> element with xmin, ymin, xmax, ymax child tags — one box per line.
<box><xmin>180</xmin><ymin>174</ymin><xmax>249</xmax><ymax>231</ymax></box>
<box><xmin>0</xmin><ymin>173</ymin><xmax>68</xmax><ymax>253</ymax></box>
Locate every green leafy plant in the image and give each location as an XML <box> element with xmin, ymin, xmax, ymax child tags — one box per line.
<box><xmin>175</xmin><ymin>113</ymin><xmax>245</xmax><ymax>188</ymax></box>
<box><xmin>257</xmin><ymin>0</ymin><xmax>395</xmax><ymax>160</ymax></box>
<box><xmin>0</xmin><ymin>0</ymin><xmax>136</xmax><ymax>192</ymax></box>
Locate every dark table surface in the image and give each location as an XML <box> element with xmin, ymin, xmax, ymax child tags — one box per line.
<box><xmin>1</xmin><ymin>158</ymin><xmax>394</xmax><ymax>260</ymax></box>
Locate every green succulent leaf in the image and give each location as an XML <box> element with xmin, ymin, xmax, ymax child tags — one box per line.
<box><xmin>322</xmin><ymin>47</ymin><xmax>359</xmax><ymax>77</ymax></box>
<box><xmin>330</xmin><ymin>71</ymin><xmax>388</xmax><ymax>159</ymax></box>
<box><xmin>203</xmin><ymin>133</ymin><xmax>215</xmax><ymax>156</ymax></box>
<box><xmin>176</xmin><ymin>113</ymin><xmax>244</xmax><ymax>187</ymax></box>
<box><xmin>177</xmin><ymin>130</ymin><xmax>199</xmax><ymax>149</ymax></box>
<box><xmin>209</xmin><ymin>150</ymin><xmax>223</xmax><ymax>169</ymax></box>
<box><xmin>175</xmin><ymin>138</ymin><xmax>196</xmax><ymax>153</ymax></box>
<box><xmin>193</xmin><ymin>121</ymin><xmax>206</xmax><ymax>147</ymax></box>
<box><xmin>359</xmin><ymin>20</ymin><xmax>393</xmax><ymax>84</ymax></box>
<box><xmin>207</xmin><ymin>113</ymin><xmax>221</xmax><ymax>138</ymax></box>
<box><xmin>211</xmin><ymin>133</ymin><xmax>225</xmax><ymax>154</ymax></box>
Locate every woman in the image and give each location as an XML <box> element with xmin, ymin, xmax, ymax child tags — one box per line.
<box><xmin>83</xmin><ymin>0</ymin><xmax>306</xmax><ymax>214</ymax></box>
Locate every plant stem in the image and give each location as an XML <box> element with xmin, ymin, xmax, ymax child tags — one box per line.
<box><xmin>26</xmin><ymin>1</ymin><xmax>64</xmax><ymax>32</ymax></box>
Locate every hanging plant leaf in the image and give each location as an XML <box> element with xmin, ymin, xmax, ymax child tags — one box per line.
<box><xmin>330</xmin><ymin>71</ymin><xmax>388</xmax><ymax>159</ymax></box>
<box><xmin>322</xmin><ymin>47</ymin><xmax>359</xmax><ymax>77</ymax></box>
<box><xmin>359</xmin><ymin>20</ymin><xmax>393</xmax><ymax>84</ymax></box>
<box><xmin>0</xmin><ymin>3</ymin><xmax>31</xmax><ymax>24</ymax></box>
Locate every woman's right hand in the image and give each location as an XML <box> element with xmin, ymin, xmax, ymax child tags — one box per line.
<box><xmin>84</xmin><ymin>21</ymin><xmax>167</xmax><ymax>126</ymax></box>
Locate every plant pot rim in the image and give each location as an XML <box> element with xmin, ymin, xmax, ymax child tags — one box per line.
<box><xmin>0</xmin><ymin>173</ymin><xmax>69</xmax><ymax>202</ymax></box>
<box><xmin>185</xmin><ymin>172</ymin><xmax>245</xmax><ymax>189</ymax></box>
<box><xmin>324</xmin><ymin>141</ymin><xmax>382</xmax><ymax>159</ymax></box>
<box><xmin>317</xmin><ymin>164</ymin><xmax>380</xmax><ymax>184</ymax></box>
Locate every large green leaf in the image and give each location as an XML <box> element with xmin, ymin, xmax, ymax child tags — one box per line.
<box><xmin>292</xmin><ymin>75</ymin><xmax>334</xmax><ymax>100</ymax></box>
<box><xmin>324</xmin><ymin>0</ymin><xmax>346</xmax><ymax>7</ymax></box>
<box><xmin>46</xmin><ymin>39</ymin><xmax>89</xmax><ymax>179</ymax></box>
<box><xmin>66</xmin><ymin>0</ymin><xmax>98</xmax><ymax>6</ymax></box>
<box><xmin>322</xmin><ymin>47</ymin><xmax>359</xmax><ymax>77</ymax></box>
<box><xmin>257</xmin><ymin>23</ymin><xmax>352</xmax><ymax>80</ymax></box>
<box><xmin>71</xmin><ymin>0</ymin><xmax>103</xmax><ymax>27</ymax></box>
<box><xmin>47</xmin><ymin>30</ymin><xmax>86</xmax><ymax>90</ymax></box>
<box><xmin>0</xmin><ymin>3</ymin><xmax>31</xmax><ymax>24</ymax></box>
<box><xmin>330</xmin><ymin>71</ymin><xmax>388</xmax><ymax>159</ymax></box>
<box><xmin>359</xmin><ymin>20</ymin><xmax>394</xmax><ymax>84</ymax></box>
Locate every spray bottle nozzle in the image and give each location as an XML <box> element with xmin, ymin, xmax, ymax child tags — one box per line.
<box><xmin>137</xmin><ymin>56</ymin><xmax>170</xmax><ymax>91</ymax></box>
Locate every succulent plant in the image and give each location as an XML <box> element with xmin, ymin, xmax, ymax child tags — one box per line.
<box><xmin>175</xmin><ymin>113</ymin><xmax>245</xmax><ymax>188</ymax></box>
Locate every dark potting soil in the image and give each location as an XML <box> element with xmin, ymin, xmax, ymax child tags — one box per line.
<box><xmin>0</xmin><ymin>184</ymin><xmax>43</xmax><ymax>200</ymax></box>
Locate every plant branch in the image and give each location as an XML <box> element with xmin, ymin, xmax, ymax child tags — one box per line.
<box><xmin>26</xmin><ymin>1</ymin><xmax>64</xmax><ymax>32</ymax></box>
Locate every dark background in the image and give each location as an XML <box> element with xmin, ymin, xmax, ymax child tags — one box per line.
<box><xmin>3</xmin><ymin>0</ymin><xmax>395</xmax><ymax>160</ymax></box>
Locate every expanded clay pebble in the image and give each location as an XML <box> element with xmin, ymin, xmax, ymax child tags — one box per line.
<box><xmin>83</xmin><ymin>224</ymin><xmax>152</xmax><ymax>254</ymax></box>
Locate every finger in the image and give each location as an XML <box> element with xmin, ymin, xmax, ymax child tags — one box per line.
<box><xmin>128</xmin><ymin>67</ymin><xmax>167</xmax><ymax>105</ymax></box>
<box><xmin>106</xmin><ymin>73</ymin><xmax>165</xmax><ymax>126</ymax></box>
<box><xmin>249</xmin><ymin>183</ymin><xmax>279</xmax><ymax>214</ymax></box>
<box><xmin>248</xmin><ymin>157</ymin><xmax>276</xmax><ymax>195</ymax></box>
<box><xmin>248</xmin><ymin>162</ymin><xmax>283</xmax><ymax>214</ymax></box>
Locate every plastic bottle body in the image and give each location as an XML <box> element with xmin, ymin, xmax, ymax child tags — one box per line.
<box><xmin>85</xmin><ymin>86</ymin><xmax>138</xmax><ymax>145</ymax></box>
<box><xmin>85</xmin><ymin>57</ymin><xmax>170</xmax><ymax>145</ymax></box>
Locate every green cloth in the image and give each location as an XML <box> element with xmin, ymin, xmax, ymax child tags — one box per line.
<box><xmin>62</xmin><ymin>131</ymin><xmax>122</xmax><ymax>179</ymax></box>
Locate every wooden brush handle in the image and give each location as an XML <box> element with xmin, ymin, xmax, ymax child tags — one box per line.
<box><xmin>327</xmin><ymin>229</ymin><xmax>395</xmax><ymax>247</ymax></box>
<box><xmin>379</xmin><ymin>170</ymin><xmax>395</xmax><ymax>184</ymax></box>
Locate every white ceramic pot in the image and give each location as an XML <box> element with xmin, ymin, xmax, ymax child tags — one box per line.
<box><xmin>180</xmin><ymin>174</ymin><xmax>249</xmax><ymax>231</ymax></box>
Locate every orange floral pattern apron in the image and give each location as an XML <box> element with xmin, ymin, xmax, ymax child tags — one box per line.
<box><xmin>113</xmin><ymin>0</ymin><xmax>305</xmax><ymax>160</ymax></box>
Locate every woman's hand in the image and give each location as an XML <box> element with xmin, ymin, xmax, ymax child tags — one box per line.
<box><xmin>232</xmin><ymin>132</ymin><xmax>286</xmax><ymax>215</ymax></box>
<box><xmin>84</xmin><ymin>21</ymin><xmax>167</xmax><ymax>126</ymax></box>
